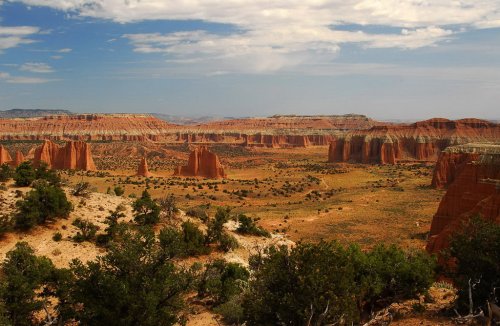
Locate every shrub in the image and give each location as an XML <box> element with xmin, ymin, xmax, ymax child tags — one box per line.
<box><xmin>62</xmin><ymin>226</ymin><xmax>193</xmax><ymax>325</ymax></box>
<box><xmin>35</xmin><ymin>163</ymin><xmax>60</xmax><ymax>186</ymax></box>
<box><xmin>113</xmin><ymin>186</ymin><xmax>124</xmax><ymax>196</ymax></box>
<box><xmin>158</xmin><ymin>222</ymin><xmax>210</xmax><ymax>258</ymax></box>
<box><xmin>242</xmin><ymin>241</ymin><xmax>435</xmax><ymax>325</ymax></box>
<box><xmin>15</xmin><ymin>180</ymin><xmax>73</xmax><ymax>230</ymax></box>
<box><xmin>0</xmin><ymin>242</ymin><xmax>55</xmax><ymax>326</ymax></box>
<box><xmin>0</xmin><ymin>215</ymin><xmax>12</xmax><ymax>237</ymax></box>
<box><xmin>446</xmin><ymin>216</ymin><xmax>500</xmax><ymax>313</ymax></box>
<box><xmin>14</xmin><ymin>162</ymin><xmax>35</xmax><ymax>187</ymax></box>
<box><xmin>52</xmin><ymin>232</ymin><xmax>63</xmax><ymax>242</ymax></box>
<box><xmin>72</xmin><ymin>218</ymin><xmax>99</xmax><ymax>242</ymax></box>
<box><xmin>236</xmin><ymin>214</ymin><xmax>270</xmax><ymax>237</ymax></box>
<box><xmin>71</xmin><ymin>182</ymin><xmax>92</xmax><ymax>197</ymax></box>
<box><xmin>218</xmin><ymin>232</ymin><xmax>239</xmax><ymax>252</ymax></box>
<box><xmin>132</xmin><ymin>190</ymin><xmax>160</xmax><ymax>225</ymax></box>
<box><xmin>0</xmin><ymin>163</ymin><xmax>13</xmax><ymax>182</ymax></box>
<box><xmin>186</xmin><ymin>206</ymin><xmax>209</xmax><ymax>222</ymax></box>
<box><xmin>206</xmin><ymin>207</ymin><xmax>231</xmax><ymax>244</ymax></box>
<box><xmin>158</xmin><ymin>194</ymin><xmax>178</xmax><ymax>220</ymax></box>
<box><xmin>198</xmin><ymin>259</ymin><xmax>249</xmax><ymax>306</ymax></box>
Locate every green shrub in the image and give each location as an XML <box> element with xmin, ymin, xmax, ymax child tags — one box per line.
<box><xmin>218</xmin><ymin>232</ymin><xmax>239</xmax><ymax>252</ymax></box>
<box><xmin>242</xmin><ymin>241</ymin><xmax>435</xmax><ymax>325</ymax></box>
<box><xmin>198</xmin><ymin>259</ymin><xmax>249</xmax><ymax>306</ymax></box>
<box><xmin>72</xmin><ymin>218</ymin><xmax>99</xmax><ymax>242</ymax></box>
<box><xmin>14</xmin><ymin>162</ymin><xmax>35</xmax><ymax>187</ymax></box>
<box><xmin>132</xmin><ymin>190</ymin><xmax>160</xmax><ymax>225</ymax></box>
<box><xmin>236</xmin><ymin>214</ymin><xmax>270</xmax><ymax>237</ymax></box>
<box><xmin>0</xmin><ymin>163</ymin><xmax>13</xmax><ymax>182</ymax></box>
<box><xmin>52</xmin><ymin>232</ymin><xmax>63</xmax><ymax>242</ymax></box>
<box><xmin>446</xmin><ymin>216</ymin><xmax>500</xmax><ymax>313</ymax></box>
<box><xmin>186</xmin><ymin>206</ymin><xmax>209</xmax><ymax>222</ymax></box>
<box><xmin>206</xmin><ymin>207</ymin><xmax>231</xmax><ymax>244</ymax></box>
<box><xmin>35</xmin><ymin>163</ymin><xmax>61</xmax><ymax>186</ymax></box>
<box><xmin>181</xmin><ymin>221</ymin><xmax>210</xmax><ymax>256</ymax></box>
<box><xmin>0</xmin><ymin>242</ymin><xmax>55</xmax><ymax>326</ymax></box>
<box><xmin>15</xmin><ymin>180</ymin><xmax>73</xmax><ymax>230</ymax></box>
<box><xmin>113</xmin><ymin>186</ymin><xmax>124</xmax><ymax>196</ymax></box>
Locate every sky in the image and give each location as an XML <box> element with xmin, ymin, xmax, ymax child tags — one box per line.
<box><xmin>0</xmin><ymin>1</ymin><xmax>499</xmax><ymax>120</ymax></box>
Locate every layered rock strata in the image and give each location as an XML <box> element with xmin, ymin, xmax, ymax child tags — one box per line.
<box><xmin>328</xmin><ymin>118</ymin><xmax>499</xmax><ymax>164</ymax></box>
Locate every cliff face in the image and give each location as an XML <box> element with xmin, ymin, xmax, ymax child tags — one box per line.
<box><xmin>426</xmin><ymin>144</ymin><xmax>500</xmax><ymax>254</ymax></box>
<box><xmin>175</xmin><ymin>146</ymin><xmax>226</xmax><ymax>179</ymax></box>
<box><xmin>136</xmin><ymin>157</ymin><xmax>152</xmax><ymax>177</ymax></box>
<box><xmin>328</xmin><ymin>118</ymin><xmax>499</xmax><ymax>164</ymax></box>
<box><xmin>33</xmin><ymin>140</ymin><xmax>96</xmax><ymax>171</ymax></box>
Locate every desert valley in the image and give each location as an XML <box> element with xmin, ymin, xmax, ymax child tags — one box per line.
<box><xmin>0</xmin><ymin>111</ymin><xmax>498</xmax><ymax>325</ymax></box>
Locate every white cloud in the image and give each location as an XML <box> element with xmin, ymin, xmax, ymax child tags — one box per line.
<box><xmin>57</xmin><ymin>48</ymin><xmax>72</xmax><ymax>53</ymax></box>
<box><xmin>0</xmin><ymin>26</ymin><xmax>40</xmax><ymax>52</ymax></box>
<box><xmin>6</xmin><ymin>0</ymin><xmax>500</xmax><ymax>72</ymax></box>
<box><xmin>51</xmin><ymin>55</ymin><xmax>63</xmax><ymax>60</ymax></box>
<box><xmin>20</xmin><ymin>62</ymin><xmax>54</xmax><ymax>73</ymax></box>
<box><xmin>0</xmin><ymin>71</ymin><xmax>55</xmax><ymax>83</ymax></box>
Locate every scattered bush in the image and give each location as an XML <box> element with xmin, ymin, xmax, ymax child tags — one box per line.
<box><xmin>71</xmin><ymin>181</ymin><xmax>92</xmax><ymax>197</ymax></box>
<box><xmin>15</xmin><ymin>180</ymin><xmax>73</xmax><ymax>230</ymax></box>
<box><xmin>132</xmin><ymin>190</ymin><xmax>160</xmax><ymax>225</ymax></box>
<box><xmin>113</xmin><ymin>186</ymin><xmax>124</xmax><ymax>196</ymax></box>
<box><xmin>52</xmin><ymin>232</ymin><xmax>63</xmax><ymax>242</ymax></box>
<box><xmin>0</xmin><ymin>163</ymin><xmax>13</xmax><ymax>182</ymax></box>
<box><xmin>186</xmin><ymin>206</ymin><xmax>209</xmax><ymax>222</ymax></box>
<box><xmin>14</xmin><ymin>162</ymin><xmax>35</xmax><ymax>187</ymax></box>
<box><xmin>236</xmin><ymin>214</ymin><xmax>270</xmax><ymax>237</ymax></box>
<box><xmin>72</xmin><ymin>218</ymin><xmax>99</xmax><ymax>242</ymax></box>
<box><xmin>198</xmin><ymin>259</ymin><xmax>249</xmax><ymax>306</ymax></box>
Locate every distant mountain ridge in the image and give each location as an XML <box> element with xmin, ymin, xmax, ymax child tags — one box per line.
<box><xmin>0</xmin><ymin>109</ymin><xmax>73</xmax><ymax>118</ymax></box>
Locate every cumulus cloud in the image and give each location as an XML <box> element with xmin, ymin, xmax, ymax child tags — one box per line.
<box><xmin>20</xmin><ymin>62</ymin><xmax>54</xmax><ymax>73</ymax></box>
<box><xmin>0</xmin><ymin>25</ymin><xmax>40</xmax><ymax>52</ymax></box>
<box><xmin>6</xmin><ymin>0</ymin><xmax>500</xmax><ymax>72</ymax></box>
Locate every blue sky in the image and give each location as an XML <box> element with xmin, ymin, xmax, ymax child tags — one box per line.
<box><xmin>0</xmin><ymin>0</ymin><xmax>499</xmax><ymax>120</ymax></box>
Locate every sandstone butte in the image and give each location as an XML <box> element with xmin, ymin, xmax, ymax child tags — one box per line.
<box><xmin>174</xmin><ymin>146</ymin><xmax>226</xmax><ymax>179</ymax></box>
<box><xmin>136</xmin><ymin>157</ymin><xmax>152</xmax><ymax>177</ymax></box>
<box><xmin>426</xmin><ymin>143</ymin><xmax>500</xmax><ymax>255</ymax></box>
<box><xmin>33</xmin><ymin>140</ymin><xmax>96</xmax><ymax>171</ymax></box>
<box><xmin>328</xmin><ymin>118</ymin><xmax>500</xmax><ymax>164</ymax></box>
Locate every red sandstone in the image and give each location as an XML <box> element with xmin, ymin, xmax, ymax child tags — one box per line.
<box><xmin>426</xmin><ymin>144</ymin><xmax>500</xmax><ymax>254</ymax></box>
<box><xmin>33</xmin><ymin>140</ymin><xmax>96</xmax><ymax>171</ymax></box>
<box><xmin>136</xmin><ymin>157</ymin><xmax>152</xmax><ymax>177</ymax></box>
<box><xmin>175</xmin><ymin>146</ymin><xmax>226</xmax><ymax>179</ymax></box>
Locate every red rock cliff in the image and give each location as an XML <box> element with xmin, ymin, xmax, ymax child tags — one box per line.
<box><xmin>33</xmin><ymin>140</ymin><xmax>96</xmax><ymax>171</ymax></box>
<box><xmin>328</xmin><ymin>118</ymin><xmax>499</xmax><ymax>164</ymax></box>
<box><xmin>426</xmin><ymin>144</ymin><xmax>500</xmax><ymax>255</ymax></box>
<box><xmin>175</xmin><ymin>146</ymin><xmax>226</xmax><ymax>179</ymax></box>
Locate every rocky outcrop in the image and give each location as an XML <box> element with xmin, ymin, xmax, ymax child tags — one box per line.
<box><xmin>136</xmin><ymin>157</ymin><xmax>152</xmax><ymax>177</ymax></box>
<box><xmin>328</xmin><ymin>119</ymin><xmax>499</xmax><ymax>164</ymax></box>
<box><xmin>13</xmin><ymin>151</ymin><xmax>25</xmax><ymax>167</ymax></box>
<box><xmin>33</xmin><ymin>140</ymin><xmax>96</xmax><ymax>171</ymax></box>
<box><xmin>426</xmin><ymin>144</ymin><xmax>500</xmax><ymax>254</ymax></box>
<box><xmin>175</xmin><ymin>146</ymin><xmax>226</xmax><ymax>179</ymax></box>
<box><xmin>0</xmin><ymin>145</ymin><xmax>13</xmax><ymax>166</ymax></box>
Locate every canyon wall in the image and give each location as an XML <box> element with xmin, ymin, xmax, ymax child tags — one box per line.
<box><xmin>33</xmin><ymin>140</ymin><xmax>96</xmax><ymax>171</ymax></box>
<box><xmin>175</xmin><ymin>146</ymin><xmax>226</xmax><ymax>179</ymax></box>
<box><xmin>426</xmin><ymin>144</ymin><xmax>500</xmax><ymax>254</ymax></box>
<box><xmin>328</xmin><ymin>118</ymin><xmax>500</xmax><ymax>164</ymax></box>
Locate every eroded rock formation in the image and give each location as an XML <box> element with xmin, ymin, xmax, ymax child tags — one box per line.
<box><xmin>175</xmin><ymin>146</ymin><xmax>226</xmax><ymax>179</ymax></box>
<box><xmin>33</xmin><ymin>140</ymin><xmax>96</xmax><ymax>171</ymax></box>
<box><xmin>136</xmin><ymin>157</ymin><xmax>152</xmax><ymax>177</ymax></box>
<box><xmin>328</xmin><ymin>118</ymin><xmax>500</xmax><ymax>164</ymax></box>
<box><xmin>426</xmin><ymin>143</ymin><xmax>500</xmax><ymax>254</ymax></box>
<box><xmin>13</xmin><ymin>151</ymin><xmax>25</xmax><ymax>167</ymax></box>
<box><xmin>0</xmin><ymin>145</ymin><xmax>12</xmax><ymax>166</ymax></box>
